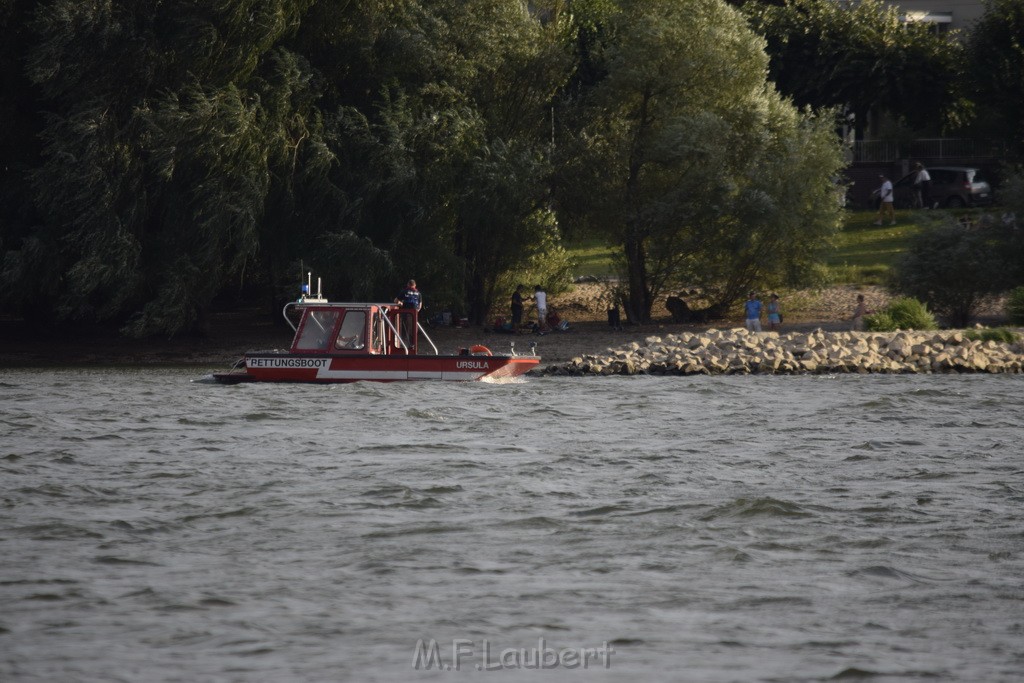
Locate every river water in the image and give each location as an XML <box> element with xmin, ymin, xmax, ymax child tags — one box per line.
<box><xmin>1</xmin><ymin>369</ymin><xmax>1023</xmax><ymax>682</ymax></box>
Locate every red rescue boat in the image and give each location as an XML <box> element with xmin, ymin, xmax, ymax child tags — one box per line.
<box><xmin>212</xmin><ymin>276</ymin><xmax>538</xmax><ymax>384</ymax></box>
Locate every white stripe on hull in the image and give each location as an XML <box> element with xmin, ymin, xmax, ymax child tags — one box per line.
<box><xmin>315</xmin><ymin>368</ymin><xmax>486</xmax><ymax>381</ymax></box>
<box><xmin>239</xmin><ymin>354</ymin><xmax>536</xmax><ymax>383</ymax></box>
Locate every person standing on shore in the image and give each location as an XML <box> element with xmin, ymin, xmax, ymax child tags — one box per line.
<box><xmin>511</xmin><ymin>285</ymin><xmax>524</xmax><ymax>329</ymax></box>
<box><xmin>913</xmin><ymin>163</ymin><xmax>932</xmax><ymax>210</ymax></box>
<box><xmin>875</xmin><ymin>173</ymin><xmax>895</xmax><ymax>226</ymax></box>
<box><xmin>744</xmin><ymin>291</ymin><xmax>763</xmax><ymax>332</ymax></box>
<box><xmin>533</xmin><ymin>284</ymin><xmax>547</xmax><ymax>332</ymax></box>
<box><xmin>851</xmin><ymin>294</ymin><xmax>873</xmax><ymax>331</ymax></box>
<box><xmin>766</xmin><ymin>293</ymin><xmax>782</xmax><ymax>331</ymax></box>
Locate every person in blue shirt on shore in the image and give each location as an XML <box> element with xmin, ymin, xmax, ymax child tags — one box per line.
<box><xmin>766</xmin><ymin>293</ymin><xmax>782</xmax><ymax>331</ymax></box>
<box><xmin>744</xmin><ymin>291</ymin><xmax>763</xmax><ymax>332</ymax></box>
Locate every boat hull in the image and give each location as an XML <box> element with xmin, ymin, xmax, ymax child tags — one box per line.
<box><xmin>213</xmin><ymin>353</ymin><xmax>539</xmax><ymax>384</ymax></box>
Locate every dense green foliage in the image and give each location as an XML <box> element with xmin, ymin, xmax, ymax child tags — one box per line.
<box><xmin>963</xmin><ymin>327</ymin><xmax>1019</xmax><ymax>343</ymax></box>
<box><xmin>746</xmin><ymin>0</ymin><xmax>968</xmax><ymax>137</ymax></box>
<box><xmin>892</xmin><ymin>220</ymin><xmax>1017</xmax><ymax>327</ymax></box>
<box><xmin>1</xmin><ymin>0</ymin><xmax>570</xmax><ymax>331</ymax></box>
<box><xmin>993</xmin><ymin>168</ymin><xmax>1024</xmax><ymax>285</ymax></box>
<box><xmin>0</xmin><ymin>0</ymin><xmax>1020</xmax><ymax>336</ymax></box>
<box><xmin>3</xmin><ymin>1</ymin><xmax>338</xmax><ymax>333</ymax></box>
<box><xmin>558</xmin><ymin>0</ymin><xmax>844</xmax><ymax>323</ymax></box>
<box><xmin>884</xmin><ymin>162</ymin><xmax>1024</xmax><ymax>327</ymax></box>
<box><xmin>865</xmin><ymin>296</ymin><xmax>937</xmax><ymax>331</ymax></box>
<box><xmin>969</xmin><ymin>0</ymin><xmax>1024</xmax><ymax>155</ymax></box>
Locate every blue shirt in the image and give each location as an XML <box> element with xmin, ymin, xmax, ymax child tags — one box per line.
<box><xmin>398</xmin><ymin>287</ymin><xmax>422</xmax><ymax>310</ymax></box>
<box><xmin>744</xmin><ymin>299</ymin><xmax>762</xmax><ymax>319</ymax></box>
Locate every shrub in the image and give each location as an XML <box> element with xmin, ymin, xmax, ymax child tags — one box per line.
<box><xmin>1007</xmin><ymin>286</ymin><xmax>1024</xmax><ymax>325</ymax></box>
<box><xmin>887</xmin><ymin>297</ymin><xmax>939</xmax><ymax>330</ymax></box>
<box><xmin>866</xmin><ymin>297</ymin><xmax>937</xmax><ymax>331</ymax></box>
<box><xmin>865</xmin><ymin>311</ymin><xmax>896</xmax><ymax>331</ymax></box>
<box><xmin>964</xmin><ymin>327</ymin><xmax>1019</xmax><ymax>343</ymax></box>
<box><xmin>892</xmin><ymin>221</ymin><xmax>1013</xmax><ymax>327</ymax></box>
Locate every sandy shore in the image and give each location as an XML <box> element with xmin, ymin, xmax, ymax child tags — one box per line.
<box><xmin>0</xmin><ymin>284</ymin><xmax>1008</xmax><ymax>368</ymax></box>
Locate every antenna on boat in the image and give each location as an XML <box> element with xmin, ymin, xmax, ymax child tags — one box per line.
<box><xmin>299</xmin><ymin>271</ymin><xmax>327</xmax><ymax>303</ymax></box>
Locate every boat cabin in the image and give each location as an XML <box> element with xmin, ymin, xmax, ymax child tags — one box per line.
<box><xmin>287</xmin><ymin>301</ymin><xmax>435</xmax><ymax>356</ymax></box>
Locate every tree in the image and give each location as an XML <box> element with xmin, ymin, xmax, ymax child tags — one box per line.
<box><xmin>449</xmin><ymin>2</ymin><xmax>573</xmax><ymax>322</ymax></box>
<box><xmin>11</xmin><ymin>0</ymin><xmax>336</xmax><ymax>336</ymax></box>
<box><xmin>558</xmin><ymin>0</ymin><xmax>844</xmax><ymax>323</ymax></box>
<box><xmin>0</xmin><ymin>0</ymin><xmax>49</xmax><ymax>321</ymax></box>
<box><xmin>456</xmin><ymin>142</ymin><xmax>557</xmax><ymax>323</ymax></box>
<box><xmin>0</xmin><ymin>0</ymin><xmax>581</xmax><ymax>333</ymax></box>
<box><xmin>969</xmin><ymin>0</ymin><xmax>1024</xmax><ymax>156</ymax></box>
<box><xmin>989</xmin><ymin>167</ymin><xmax>1024</xmax><ymax>286</ymax></box>
<box><xmin>302</xmin><ymin>0</ymin><xmax>570</xmax><ymax>323</ymax></box>
<box><xmin>893</xmin><ymin>167</ymin><xmax>1024</xmax><ymax>328</ymax></box>
<box><xmin>746</xmin><ymin>0</ymin><xmax>969</xmax><ymax>138</ymax></box>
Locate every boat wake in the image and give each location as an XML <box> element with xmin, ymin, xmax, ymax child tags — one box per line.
<box><xmin>480</xmin><ymin>374</ymin><xmax>531</xmax><ymax>385</ymax></box>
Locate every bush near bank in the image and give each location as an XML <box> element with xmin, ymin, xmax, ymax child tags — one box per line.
<box><xmin>866</xmin><ymin>297</ymin><xmax>938</xmax><ymax>332</ymax></box>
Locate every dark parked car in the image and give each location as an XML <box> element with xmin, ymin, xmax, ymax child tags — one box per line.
<box><xmin>872</xmin><ymin>166</ymin><xmax>994</xmax><ymax>209</ymax></box>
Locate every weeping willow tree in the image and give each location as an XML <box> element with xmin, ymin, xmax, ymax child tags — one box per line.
<box><xmin>13</xmin><ymin>0</ymin><xmax>335</xmax><ymax>336</ymax></box>
<box><xmin>0</xmin><ymin>1</ymin><xmax>606</xmax><ymax>333</ymax></box>
<box><xmin>298</xmin><ymin>0</ymin><xmax>572</xmax><ymax>322</ymax></box>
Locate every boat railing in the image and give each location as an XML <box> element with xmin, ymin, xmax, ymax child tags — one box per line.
<box><xmin>417</xmin><ymin>323</ymin><xmax>439</xmax><ymax>355</ymax></box>
<box><xmin>380</xmin><ymin>314</ymin><xmax>410</xmax><ymax>355</ymax></box>
<box><xmin>282</xmin><ymin>302</ymin><xmax>300</xmax><ymax>333</ymax></box>
<box><xmin>283</xmin><ymin>300</ymin><xmax>395</xmax><ymax>332</ymax></box>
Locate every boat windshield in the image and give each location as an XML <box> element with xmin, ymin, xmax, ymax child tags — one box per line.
<box><xmin>294</xmin><ymin>310</ymin><xmax>341</xmax><ymax>351</ymax></box>
<box><xmin>334</xmin><ymin>311</ymin><xmax>366</xmax><ymax>350</ymax></box>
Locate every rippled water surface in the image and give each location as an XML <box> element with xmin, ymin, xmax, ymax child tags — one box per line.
<box><xmin>2</xmin><ymin>369</ymin><xmax>1023</xmax><ymax>682</ymax></box>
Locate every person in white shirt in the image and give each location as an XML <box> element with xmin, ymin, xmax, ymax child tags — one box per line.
<box><xmin>533</xmin><ymin>285</ymin><xmax>547</xmax><ymax>331</ymax></box>
<box><xmin>875</xmin><ymin>174</ymin><xmax>895</xmax><ymax>226</ymax></box>
<box><xmin>913</xmin><ymin>163</ymin><xmax>932</xmax><ymax>209</ymax></box>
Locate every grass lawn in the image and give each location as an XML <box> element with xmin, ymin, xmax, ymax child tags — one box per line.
<box><xmin>825</xmin><ymin>209</ymin><xmax>924</xmax><ymax>285</ymax></box>
<box><xmin>569</xmin><ymin>237</ymin><xmax>619</xmax><ymax>278</ymax></box>
<box><xmin>565</xmin><ymin>209</ymin><xmax>983</xmax><ymax>285</ymax></box>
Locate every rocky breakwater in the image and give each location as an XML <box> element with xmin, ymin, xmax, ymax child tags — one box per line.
<box><xmin>542</xmin><ymin>328</ymin><xmax>1024</xmax><ymax>376</ymax></box>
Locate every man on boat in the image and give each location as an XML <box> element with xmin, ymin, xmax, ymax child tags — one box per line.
<box><xmin>396</xmin><ymin>279</ymin><xmax>422</xmax><ymax>311</ymax></box>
